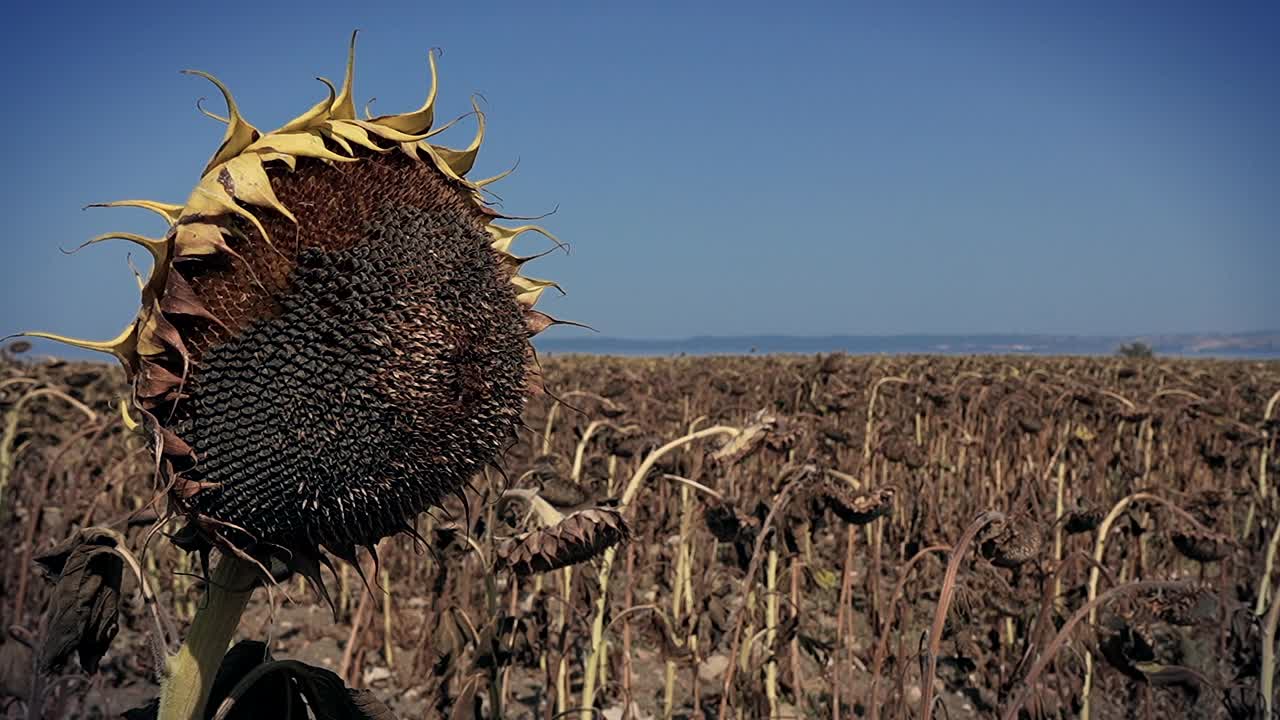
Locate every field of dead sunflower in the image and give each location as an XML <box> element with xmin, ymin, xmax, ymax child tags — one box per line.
<box><xmin>1</xmin><ymin>347</ymin><xmax>1277</xmax><ymax>719</ymax></box>
<box><xmin>0</xmin><ymin>29</ymin><xmax>1276</xmax><ymax>720</ymax></box>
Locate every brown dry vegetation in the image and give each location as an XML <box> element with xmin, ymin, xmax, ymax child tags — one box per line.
<box><xmin>1</xmin><ymin>348</ymin><xmax>1278</xmax><ymax>719</ymax></box>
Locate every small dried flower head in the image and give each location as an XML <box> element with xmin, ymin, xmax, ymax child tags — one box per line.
<box><xmin>703</xmin><ymin>501</ymin><xmax>745</xmax><ymax>543</ymax></box>
<box><xmin>16</xmin><ymin>34</ymin><xmax>569</xmax><ymax>591</ymax></box>
<box><xmin>1171</xmin><ymin>528</ymin><xmax>1233</xmax><ymax>563</ymax></box>
<box><xmin>499</xmin><ymin>508</ymin><xmax>630</xmax><ymax>576</ymax></box>
<box><xmin>537</xmin><ymin>478</ymin><xmax>593</xmax><ymax>510</ymax></box>
<box><xmin>709</xmin><ymin>410</ymin><xmax>779</xmax><ymax>466</ymax></box>
<box><xmin>1143</xmin><ymin>584</ymin><xmax>1219</xmax><ymax>627</ymax></box>
<box><xmin>821</xmin><ymin>481</ymin><xmax>895</xmax><ymax>525</ymax></box>
<box><xmin>979</xmin><ymin>514</ymin><xmax>1043</xmax><ymax>568</ymax></box>
<box><xmin>881</xmin><ymin>437</ymin><xmax>926</xmax><ymax>469</ymax></box>
<box><xmin>1062</xmin><ymin>503</ymin><xmax>1103</xmax><ymax>534</ymax></box>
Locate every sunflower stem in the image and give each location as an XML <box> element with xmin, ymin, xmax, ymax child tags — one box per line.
<box><xmin>580</xmin><ymin>426</ymin><xmax>740</xmax><ymax>720</ymax></box>
<box><xmin>158</xmin><ymin>554</ymin><xmax>258</xmax><ymax>720</ymax></box>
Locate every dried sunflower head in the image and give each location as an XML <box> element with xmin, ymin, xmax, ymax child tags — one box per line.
<box><xmin>20</xmin><ymin>34</ymin><xmax>567</xmax><ymax>586</ymax></box>
<box><xmin>1141</xmin><ymin>584</ymin><xmax>1219</xmax><ymax>627</ymax></box>
<box><xmin>1062</xmin><ymin>502</ymin><xmax>1102</xmax><ymax>534</ymax></box>
<box><xmin>978</xmin><ymin>514</ymin><xmax>1043</xmax><ymax>568</ymax></box>
<box><xmin>703</xmin><ymin>500</ymin><xmax>745</xmax><ymax>543</ymax></box>
<box><xmin>1170</xmin><ymin>528</ymin><xmax>1233</xmax><ymax>563</ymax></box>
<box><xmin>820</xmin><ymin>481</ymin><xmax>895</xmax><ymax>526</ymax></box>
<box><xmin>498</xmin><ymin>507</ymin><xmax>630</xmax><ymax>576</ymax></box>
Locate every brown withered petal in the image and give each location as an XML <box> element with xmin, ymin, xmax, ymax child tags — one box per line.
<box><xmin>499</xmin><ymin>507</ymin><xmax>630</xmax><ymax>576</ymax></box>
<box><xmin>1171</xmin><ymin>528</ymin><xmax>1233</xmax><ymax>563</ymax></box>
<box><xmin>33</xmin><ymin>527</ymin><xmax>126</xmax><ymax>674</ymax></box>
<box><xmin>821</xmin><ymin>481</ymin><xmax>895</xmax><ymax>525</ymax></box>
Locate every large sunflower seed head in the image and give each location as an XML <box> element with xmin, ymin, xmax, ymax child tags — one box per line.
<box><xmin>19</xmin><ymin>34</ymin><xmax>568</xmax><ymax>590</ymax></box>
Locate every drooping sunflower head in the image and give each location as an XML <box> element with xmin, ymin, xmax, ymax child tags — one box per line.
<box><xmin>21</xmin><ymin>33</ymin><xmax>567</xmax><ymax>583</ymax></box>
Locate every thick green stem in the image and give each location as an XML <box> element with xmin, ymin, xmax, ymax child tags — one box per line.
<box><xmin>158</xmin><ymin>554</ymin><xmax>259</xmax><ymax>720</ymax></box>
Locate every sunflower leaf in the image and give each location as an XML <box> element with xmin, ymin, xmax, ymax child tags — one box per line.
<box><xmin>33</xmin><ymin>527</ymin><xmax>126</xmax><ymax>674</ymax></box>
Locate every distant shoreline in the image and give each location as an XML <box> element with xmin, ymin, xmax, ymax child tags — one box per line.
<box><xmin>533</xmin><ymin>332</ymin><xmax>1280</xmax><ymax>359</ymax></box>
<box><xmin>10</xmin><ymin>332</ymin><xmax>1279</xmax><ymax>362</ymax></box>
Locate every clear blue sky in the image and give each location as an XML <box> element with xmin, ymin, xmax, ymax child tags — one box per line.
<box><xmin>3</xmin><ymin>1</ymin><xmax>1277</xmax><ymax>354</ymax></box>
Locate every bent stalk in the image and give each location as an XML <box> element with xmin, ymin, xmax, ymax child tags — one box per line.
<box><xmin>579</xmin><ymin>426</ymin><xmax>740</xmax><ymax>720</ymax></box>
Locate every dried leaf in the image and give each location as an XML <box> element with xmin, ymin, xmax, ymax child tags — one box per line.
<box><xmin>709</xmin><ymin>410</ymin><xmax>777</xmax><ymax>466</ymax></box>
<box><xmin>448</xmin><ymin>673</ymin><xmax>483</xmax><ymax>720</ymax></box>
<box><xmin>499</xmin><ymin>507</ymin><xmax>630</xmax><ymax>576</ymax></box>
<box><xmin>0</xmin><ymin>640</ymin><xmax>33</xmax><ymax>700</ymax></box>
<box><xmin>33</xmin><ymin>527</ymin><xmax>126</xmax><ymax>674</ymax></box>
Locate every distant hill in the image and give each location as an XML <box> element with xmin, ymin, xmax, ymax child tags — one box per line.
<box><xmin>534</xmin><ymin>331</ymin><xmax>1280</xmax><ymax>358</ymax></box>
